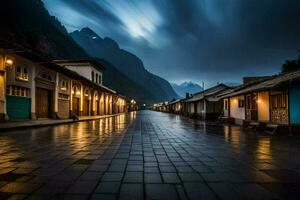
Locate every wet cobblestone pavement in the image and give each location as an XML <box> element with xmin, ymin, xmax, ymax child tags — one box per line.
<box><xmin>1</xmin><ymin>110</ymin><xmax>300</xmax><ymax>200</ymax></box>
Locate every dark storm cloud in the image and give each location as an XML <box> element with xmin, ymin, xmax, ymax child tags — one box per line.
<box><xmin>43</xmin><ymin>0</ymin><xmax>300</xmax><ymax>86</ymax></box>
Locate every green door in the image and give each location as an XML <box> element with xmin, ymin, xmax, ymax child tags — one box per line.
<box><xmin>6</xmin><ymin>96</ymin><xmax>31</xmax><ymax>120</ymax></box>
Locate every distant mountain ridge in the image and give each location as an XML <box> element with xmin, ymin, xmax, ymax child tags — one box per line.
<box><xmin>0</xmin><ymin>0</ymin><xmax>88</xmax><ymax>59</ymax></box>
<box><xmin>70</xmin><ymin>28</ymin><xmax>179</xmax><ymax>103</ymax></box>
<box><xmin>0</xmin><ymin>0</ymin><xmax>178</xmax><ymax>104</ymax></box>
<box><xmin>171</xmin><ymin>81</ymin><xmax>203</xmax><ymax>98</ymax></box>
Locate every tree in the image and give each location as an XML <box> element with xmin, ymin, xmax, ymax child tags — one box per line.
<box><xmin>282</xmin><ymin>51</ymin><xmax>300</xmax><ymax>73</ymax></box>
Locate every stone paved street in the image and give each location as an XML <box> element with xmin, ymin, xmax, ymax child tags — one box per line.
<box><xmin>1</xmin><ymin>110</ymin><xmax>300</xmax><ymax>200</ymax></box>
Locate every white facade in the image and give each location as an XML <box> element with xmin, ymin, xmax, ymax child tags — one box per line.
<box><xmin>229</xmin><ymin>95</ymin><xmax>245</xmax><ymax>124</ymax></box>
<box><xmin>65</xmin><ymin>65</ymin><xmax>103</xmax><ymax>85</ymax></box>
<box><xmin>55</xmin><ymin>60</ymin><xmax>103</xmax><ymax>86</ymax></box>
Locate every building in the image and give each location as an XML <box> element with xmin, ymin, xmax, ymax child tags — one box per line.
<box><xmin>183</xmin><ymin>84</ymin><xmax>231</xmax><ymax>119</ymax></box>
<box><xmin>168</xmin><ymin>99</ymin><xmax>182</xmax><ymax>114</ymax></box>
<box><xmin>54</xmin><ymin>60</ymin><xmax>118</xmax><ymax>117</ymax></box>
<box><xmin>152</xmin><ymin>102</ymin><xmax>168</xmax><ymax>112</ymax></box>
<box><xmin>219</xmin><ymin>70</ymin><xmax>300</xmax><ymax>134</ymax></box>
<box><xmin>0</xmin><ymin>45</ymin><xmax>131</xmax><ymax>121</ymax></box>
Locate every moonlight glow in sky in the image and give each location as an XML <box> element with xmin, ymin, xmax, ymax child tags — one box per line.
<box><xmin>44</xmin><ymin>0</ymin><xmax>300</xmax><ymax>86</ymax></box>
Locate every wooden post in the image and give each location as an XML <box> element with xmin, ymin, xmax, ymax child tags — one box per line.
<box><xmin>31</xmin><ymin>65</ymin><xmax>36</xmax><ymax>119</ymax></box>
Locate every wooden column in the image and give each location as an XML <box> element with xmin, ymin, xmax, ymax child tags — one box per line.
<box><xmin>0</xmin><ymin>54</ymin><xmax>8</xmax><ymax>120</ymax></box>
<box><xmin>30</xmin><ymin>65</ymin><xmax>36</xmax><ymax>119</ymax></box>
<box><xmin>69</xmin><ymin>80</ymin><xmax>73</xmax><ymax>116</ymax></box>
<box><xmin>80</xmin><ymin>83</ymin><xmax>83</xmax><ymax>116</ymax></box>
<box><xmin>54</xmin><ymin>72</ymin><xmax>59</xmax><ymax>114</ymax></box>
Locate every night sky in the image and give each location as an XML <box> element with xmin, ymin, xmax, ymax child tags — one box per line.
<box><xmin>43</xmin><ymin>0</ymin><xmax>300</xmax><ymax>87</ymax></box>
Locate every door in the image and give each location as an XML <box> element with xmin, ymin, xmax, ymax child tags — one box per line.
<box><xmin>83</xmin><ymin>99</ymin><xmax>90</xmax><ymax>116</ymax></box>
<box><xmin>100</xmin><ymin>101</ymin><xmax>104</xmax><ymax>115</ymax></box>
<box><xmin>96</xmin><ymin>101</ymin><xmax>100</xmax><ymax>115</ymax></box>
<box><xmin>36</xmin><ymin>88</ymin><xmax>51</xmax><ymax>118</ymax></box>
<box><xmin>194</xmin><ymin>102</ymin><xmax>198</xmax><ymax>114</ymax></box>
<box><xmin>250</xmin><ymin>93</ymin><xmax>258</xmax><ymax>120</ymax></box>
<box><xmin>246</xmin><ymin>93</ymin><xmax>258</xmax><ymax>121</ymax></box>
<box><xmin>72</xmin><ymin>97</ymin><xmax>80</xmax><ymax>116</ymax></box>
<box><xmin>6</xmin><ymin>96</ymin><xmax>31</xmax><ymax>120</ymax></box>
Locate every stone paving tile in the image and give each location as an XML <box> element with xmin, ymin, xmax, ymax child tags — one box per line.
<box><xmin>90</xmin><ymin>194</ymin><xmax>117</xmax><ymax>200</ymax></box>
<box><xmin>95</xmin><ymin>181</ymin><xmax>121</xmax><ymax>194</ymax></box>
<box><xmin>34</xmin><ymin>181</ymin><xmax>70</xmax><ymax>196</ymax></box>
<box><xmin>184</xmin><ymin>183</ymin><xmax>217</xmax><ymax>200</ymax></box>
<box><xmin>123</xmin><ymin>172</ymin><xmax>143</xmax><ymax>183</ymax></box>
<box><xmin>101</xmin><ymin>172</ymin><xmax>124</xmax><ymax>182</ymax></box>
<box><xmin>144</xmin><ymin>173</ymin><xmax>162</xmax><ymax>183</ymax></box>
<box><xmin>144</xmin><ymin>167</ymin><xmax>159</xmax><ymax>173</ymax></box>
<box><xmin>1</xmin><ymin>111</ymin><xmax>300</xmax><ymax>199</ymax></box>
<box><xmin>232</xmin><ymin>183</ymin><xmax>280</xmax><ymax>200</ymax></box>
<box><xmin>56</xmin><ymin>194</ymin><xmax>89</xmax><ymax>200</ymax></box>
<box><xmin>7</xmin><ymin>194</ymin><xmax>28</xmax><ymax>200</ymax></box>
<box><xmin>66</xmin><ymin>181</ymin><xmax>98</xmax><ymax>194</ymax></box>
<box><xmin>161</xmin><ymin>173</ymin><xmax>181</xmax><ymax>184</ymax></box>
<box><xmin>145</xmin><ymin>184</ymin><xmax>178</xmax><ymax>200</ymax></box>
<box><xmin>179</xmin><ymin>173</ymin><xmax>204</xmax><ymax>182</ymax></box>
<box><xmin>0</xmin><ymin>182</ymin><xmax>42</xmax><ymax>193</ymax></box>
<box><xmin>126</xmin><ymin>165</ymin><xmax>143</xmax><ymax>172</ymax></box>
<box><xmin>78</xmin><ymin>171</ymin><xmax>103</xmax><ymax>181</ymax></box>
<box><xmin>119</xmin><ymin>183</ymin><xmax>144</xmax><ymax>200</ymax></box>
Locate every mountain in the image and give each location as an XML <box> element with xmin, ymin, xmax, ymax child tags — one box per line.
<box><xmin>98</xmin><ymin>59</ymin><xmax>156</xmax><ymax>104</ymax></box>
<box><xmin>171</xmin><ymin>82</ymin><xmax>203</xmax><ymax>98</ymax></box>
<box><xmin>70</xmin><ymin>28</ymin><xmax>179</xmax><ymax>103</ymax></box>
<box><xmin>0</xmin><ymin>0</ymin><xmax>88</xmax><ymax>59</ymax></box>
<box><xmin>0</xmin><ymin>0</ymin><xmax>177</xmax><ymax>104</ymax></box>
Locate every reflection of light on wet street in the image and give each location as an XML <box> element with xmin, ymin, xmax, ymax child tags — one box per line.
<box><xmin>256</xmin><ymin>137</ymin><xmax>272</xmax><ymax>161</ymax></box>
<box><xmin>0</xmin><ymin>110</ymin><xmax>300</xmax><ymax>199</ymax></box>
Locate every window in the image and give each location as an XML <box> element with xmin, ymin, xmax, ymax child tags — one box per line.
<box><xmin>40</xmin><ymin>72</ymin><xmax>52</xmax><ymax>81</ymax></box>
<box><xmin>72</xmin><ymin>85</ymin><xmax>80</xmax><ymax>96</ymax></box>
<box><xmin>60</xmin><ymin>80</ymin><xmax>69</xmax><ymax>91</ymax></box>
<box><xmin>84</xmin><ymin>88</ymin><xmax>90</xmax><ymax>97</ymax></box>
<box><xmin>59</xmin><ymin>93</ymin><xmax>69</xmax><ymax>100</ymax></box>
<box><xmin>95</xmin><ymin>73</ymin><xmax>98</xmax><ymax>83</ymax></box>
<box><xmin>6</xmin><ymin>85</ymin><xmax>30</xmax><ymax>97</ymax></box>
<box><xmin>271</xmin><ymin>93</ymin><xmax>288</xmax><ymax>109</ymax></box>
<box><xmin>91</xmin><ymin>71</ymin><xmax>94</xmax><ymax>82</ymax></box>
<box><xmin>238</xmin><ymin>99</ymin><xmax>244</xmax><ymax>108</ymax></box>
<box><xmin>16</xmin><ymin>66</ymin><xmax>29</xmax><ymax>81</ymax></box>
<box><xmin>99</xmin><ymin>74</ymin><xmax>102</xmax><ymax>85</ymax></box>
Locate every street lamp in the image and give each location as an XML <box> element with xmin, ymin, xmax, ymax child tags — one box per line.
<box><xmin>0</xmin><ymin>58</ymin><xmax>14</xmax><ymax>76</ymax></box>
<box><xmin>5</xmin><ymin>59</ymin><xmax>14</xmax><ymax>68</ymax></box>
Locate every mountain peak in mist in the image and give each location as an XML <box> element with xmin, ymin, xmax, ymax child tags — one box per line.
<box><xmin>171</xmin><ymin>81</ymin><xmax>203</xmax><ymax>98</ymax></box>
